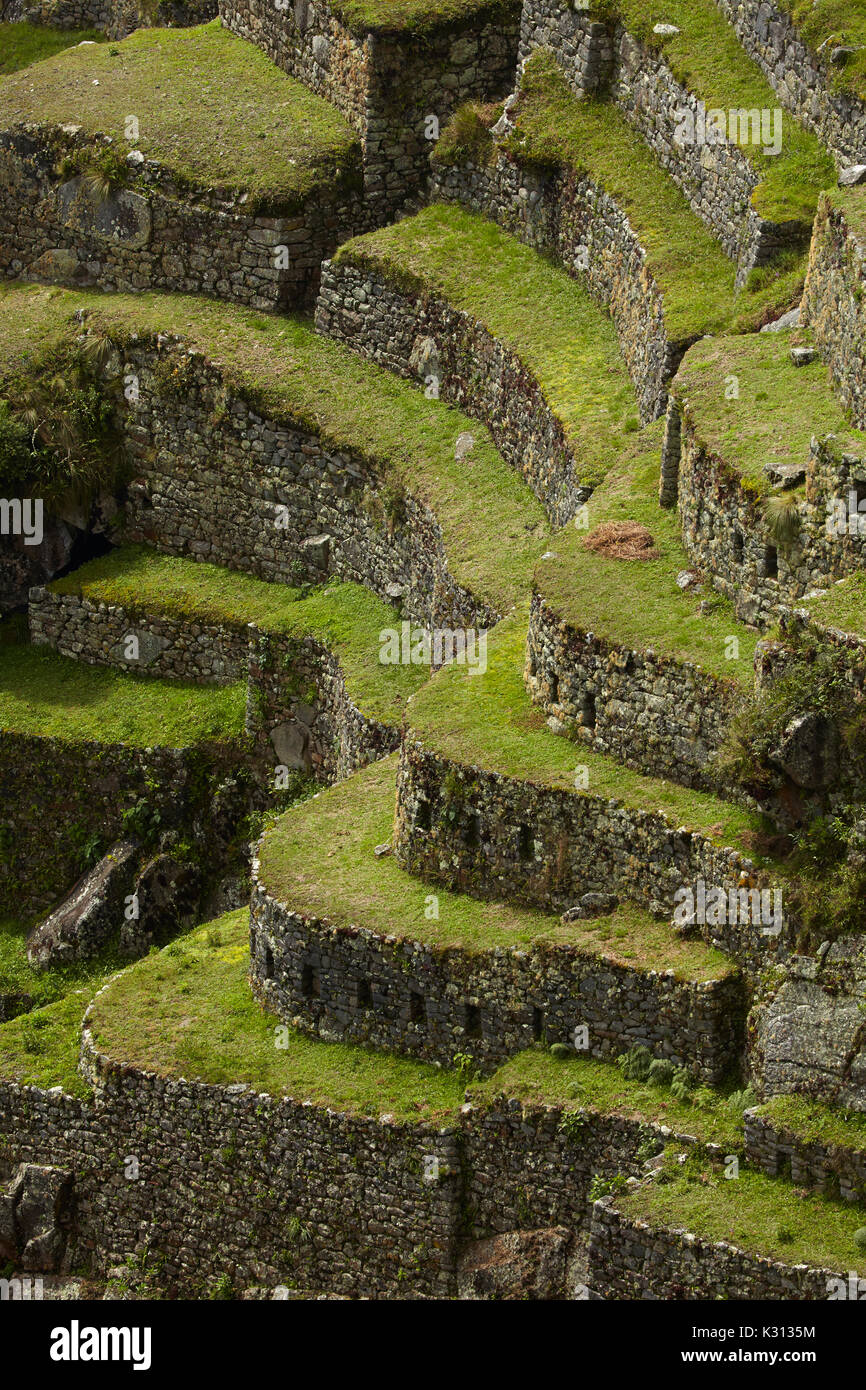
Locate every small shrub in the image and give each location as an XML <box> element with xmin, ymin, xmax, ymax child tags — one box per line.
<box><xmin>854</xmin><ymin>1228</ymin><xmax>866</xmax><ymax>1252</ymax></box>
<box><xmin>549</xmin><ymin>1042</ymin><xmax>573</xmax><ymax>1061</ymax></box>
<box><xmin>647</xmin><ymin>1058</ymin><xmax>675</xmax><ymax>1087</ymax></box>
<box><xmin>617</xmin><ymin>1045</ymin><xmax>653</xmax><ymax>1082</ymax></box>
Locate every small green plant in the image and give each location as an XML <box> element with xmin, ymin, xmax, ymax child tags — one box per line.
<box><xmin>854</xmin><ymin>1228</ymin><xmax>866</xmax><ymax>1253</ymax></box>
<box><xmin>210</xmin><ymin>1273</ymin><xmax>234</xmax><ymax>1300</ymax></box>
<box><xmin>453</xmin><ymin>1052</ymin><xmax>481</xmax><ymax>1084</ymax></box>
<box><xmin>647</xmin><ymin>1058</ymin><xmax>675</xmax><ymax>1087</ymax></box>
<box><xmin>776</xmin><ymin>1226</ymin><xmax>795</xmax><ymax>1246</ymax></box>
<box><xmin>670</xmin><ymin>1066</ymin><xmax>694</xmax><ymax>1104</ymax></box>
<box><xmin>617</xmin><ymin>1046</ymin><xmax>653</xmax><ymax>1082</ymax></box>
<box><xmin>549</xmin><ymin>1042</ymin><xmax>572</xmax><ymax>1061</ymax></box>
<box><xmin>589</xmin><ymin>1172</ymin><xmax>628</xmax><ymax>1202</ymax></box>
<box><xmin>558</xmin><ymin>1110</ymin><xmax>587</xmax><ymax>1141</ymax></box>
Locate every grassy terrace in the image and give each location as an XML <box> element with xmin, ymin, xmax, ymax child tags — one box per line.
<box><xmin>0</xmin><ymin>986</ymin><xmax>104</xmax><ymax>1098</ymax></box>
<box><xmin>618</xmin><ymin>1148</ymin><xmax>866</xmax><ymax>1276</ymax></box>
<box><xmin>257</xmin><ymin>755</ymin><xmax>733</xmax><ymax>979</ymax></box>
<box><xmin>600</xmin><ymin>0</ymin><xmax>836</xmax><ymax>225</ymax></box>
<box><xmin>0</xmin><ymin>23</ymin><xmax>104</xmax><ymax>76</ymax></box>
<box><xmin>778</xmin><ymin>0</ymin><xmax>866</xmax><ymax>102</ymax></box>
<box><xmin>405</xmin><ymin>609</ymin><xmax>772</xmax><ymax>859</ymax></box>
<box><xmin>0</xmin><ymin>284</ymin><xmax>550</xmax><ymax>616</ymax></box>
<box><xmin>674</xmin><ymin>329</ymin><xmax>866</xmax><ymax>493</ymax></box>
<box><xmin>0</xmin><ymin>916</ymin><xmax>126</xmax><ymax>1022</ymax></box>
<box><xmin>494</xmin><ymin>55</ymin><xmax>804</xmax><ymax>339</ymax></box>
<box><xmin>470</xmin><ymin>1051</ymin><xmax>747</xmax><ymax>1150</ymax></box>
<box><xmin>755</xmin><ymin>1093</ymin><xmax>866</xmax><ymax>1157</ymax></box>
<box><xmin>535</xmin><ymin>421</ymin><xmax>758</xmax><ymax>684</ymax></box>
<box><xmin>801</xmin><ymin>574</ymin><xmax>866</xmax><ymax>639</ymax></box>
<box><xmin>0</xmin><ymin>634</ymin><xmax>246</xmax><ymax>746</ymax></box>
<box><xmin>332</xmin><ymin>202</ymin><xmax>638</xmax><ymax>490</ymax></box>
<box><xmin>329</xmin><ymin>0</ymin><xmax>518</xmax><ymax>32</ymax></box>
<box><xmin>88</xmin><ymin>909</ymin><xmax>467</xmax><ymax>1121</ymax></box>
<box><xmin>821</xmin><ymin>184</ymin><xmax>866</xmax><ymax>245</ymax></box>
<box><xmin>0</xmin><ymin>21</ymin><xmax>361</xmax><ymax>209</ymax></box>
<box><xmin>51</xmin><ymin>549</ymin><xmax>427</xmax><ymax>724</ymax></box>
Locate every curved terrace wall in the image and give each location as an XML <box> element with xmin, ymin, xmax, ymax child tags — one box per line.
<box><xmin>0</xmin><ymin>126</ymin><xmax>370</xmax><ymax>310</ymax></box>
<box><xmin>525</xmin><ymin>588</ymin><xmax>739</xmax><ymax>793</ymax></box>
<box><xmin>249</xmin><ymin>877</ymin><xmax>743</xmax><ymax>1082</ymax></box>
<box><xmin>315</xmin><ymin>257</ymin><xmax>587</xmax><ymax>526</ymax></box>
<box><xmin>803</xmin><ymin>192</ymin><xmax>866</xmax><ymax>432</ymax></box>
<box><xmin>713</xmin><ymin>0</ymin><xmax>866</xmax><ymax>167</ymax></box>
<box><xmin>429</xmin><ymin>154</ymin><xmax>682</xmax><ymax>422</ymax></box>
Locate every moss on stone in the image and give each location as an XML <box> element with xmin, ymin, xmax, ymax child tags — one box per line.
<box><xmin>332</xmin><ymin>201</ymin><xmax>638</xmax><ymax>488</ymax></box>
<box><xmin>534</xmin><ymin>422</ymin><xmax>759</xmax><ymax>683</ymax></box>
<box><xmin>0</xmin><ymin>21</ymin><xmax>362</xmax><ymax>209</ymax></box>
<box><xmin>328</xmin><ymin>0</ymin><xmax>518</xmax><ymax>33</ymax></box>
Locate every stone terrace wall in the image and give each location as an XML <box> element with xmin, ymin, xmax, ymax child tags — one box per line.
<box><xmin>587</xmin><ymin>1188</ymin><xmax>845</xmax><ymax>1298</ymax></box>
<box><xmin>0</xmin><ymin>128</ymin><xmax>371</xmax><ymax>311</ymax></box>
<box><xmin>430</xmin><ymin>154</ymin><xmax>683</xmax><ymax>422</ymax></box>
<box><xmin>671</xmin><ymin>402</ymin><xmax>866</xmax><ymax>625</ymax></box>
<box><xmin>4</xmin><ymin>0</ymin><xmax>216</xmax><ymax>35</ymax></box>
<box><xmin>0</xmin><ymin>1032</ymin><xmax>462</xmax><ymax>1297</ymax></box>
<box><xmin>27</xmin><ymin>587</ymin><xmax>398</xmax><ymax>781</ymax></box>
<box><xmin>219</xmin><ymin>0</ymin><xmax>520</xmax><ymax>213</ymax></box>
<box><xmin>393</xmin><ymin>740</ymin><xmax>757</xmax><ymax>918</ymax></box>
<box><xmin>803</xmin><ymin>193</ymin><xmax>866</xmax><ymax>432</ymax></box>
<box><xmin>745</xmin><ymin>1107</ymin><xmax>866</xmax><ymax>1204</ymax></box>
<box><xmin>0</xmin><ymin>731</ymin><xmax>255</xmax><ymax>915</ymax></box>
<box><xmin>525</xmin><ymin>589</ymin><xmax>739</xmax><ymax>793</ymax></box>
<box><xmin>249</xmin><ymin>883</ymin><xmax>743</xmax><ymax>1082</ymax></box>
<box><xmin>316</xmin><ymin>258</ymin><xmax>587</xmax><ymax>525</ymax></box>
<box><xmin>111</xmin><ymin>338</ymin><xmax>497</xmax><ymax>633</ymax></box>
<box><xmin>713</xmin><ymin>0</ymin><xmax>866</xmax><ymax>167</ymax></box>
<box><xmin>518</xmin><ymin>0</ymin><xmax>807</xmax><ymax>281</ymax></box>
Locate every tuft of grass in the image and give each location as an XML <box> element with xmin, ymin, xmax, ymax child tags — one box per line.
<box><xmin>87</xmin><ymin>909</ymin><xmax>467</xmax><ymax>1121</ymax></box>
<box><xmin>333</xmin><ymin>201</ymin><xmax>637</xmax><ymax>490</ymax></box>
<box><xmin>257</xmin><ymin>755</ymin><xmax>734</xmax><ymax>979</ymax></box>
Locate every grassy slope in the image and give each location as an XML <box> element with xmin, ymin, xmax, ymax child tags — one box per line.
<box><xmin>405</xmin><ymin>609</ymin><xmax>770</xmax><ymax>856</ymax></box>
<box><xmin>0</xmin><ymin>23</ymin><xmax>104</xmax><ymax>75</ymax></box>
<box><xmin>0</xmin><ymin>639</ymin><xmax>246</xmax><ymax>745</ymax></box>
<box><xmin>675</xmin><ymin>329</ymin><xmax>866</xmax><ymax>492</ymax></box>
<box><xmin>535</xmin><ymin>421</ymin><xmax>759</xmax><ymax>684</ymax></box>
<box><xmin>500</xmin><ymin>55</ymin><xmax>805</xmax><ymax>340</ymax></box>
<box><xmin>0</xmin><ymin>916</ymin><xmax>126</xmax><ymax>1017</ymax></box>
<box><xmin>778</xmin><ymin>0</ymin><xmax>866</xmax><ymax>101</ymax></box>
<box><xmin>0</xmin><ymin>283</ymin><xmax>550</xmax><ymax>616</ymax></box>
<box><xmin>88</xmin><ymin>909</ymin><xmax>467</xmax><ymax>1121</ymax></box>
<box><xmin>823</xmin><ymin>183</ymin><xmax>866</xmax><ymax>245</ymax></box>
<box><xmin>756</xmin><ymin>1093</ymin><xmax>866</xmax><ymax>1156</ymax></box>
<box><xmin>333</xmin><ymin>202</ymin><xmax>637</xmax><ymax>488</ymax></box>
<box><xmin>619</xmin><ymin>1148</ymin><xmax>866</xmax><ymax>1275</ymax></box>
<box><xmin>51</xmin><ymin>549</ymin><xmax>427</xmax><ymax>724</ymax></box>
<box><xmin>0</xmin><ymin>986</ymin><xmax>103</xmax><ymax>1096</ymax></box>
<box><xmin>257</xmin><ymin>755</ymin><xmax>733</xmax><ymax>978</ymax></box>
<box><xmin>801</xmin><ymin>573</ymin><xmax>866</xmax><ymax>638</ymax></box>
<box><xmin>604</xmin><ymin>0</ymin><xmax>836</xmax><ymax>224</ymax></box>
<box><xmin>0</xmin><ymin>21</ymin><xmax>360</xmax><ymax>205</ymax></box>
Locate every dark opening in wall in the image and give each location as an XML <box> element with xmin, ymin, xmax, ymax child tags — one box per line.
<box><xmin>415</xmin><ymin>799</ymin><xmax>431</xmax><ymax>831</ymax></box>
<box><xmin>582</xmin><ymin>691</ymin><xmax>596</xmax><ymax>730</ymax></box>
<box><xmin>518</xmin><ymin>823</ymin><xmax>534</xmax><ymax>861</ymax></box>
<box><xmin>409</xmin><ymin>991</ymin><xmax>425</xmax><ymax>1024</ymax></box>
<box><xmin>549</xmin><ymin>673</ymin><xmax>559</xmax><ymax>704</ymax></box>
<box><xmin>463</xmin><ymin>812</ymin><xmax>481</xmax><ymax>848</ymax></box>
<box><xmin>358</xmin><ymin>979</ymin><xmax>372</xmax><ymax>1010</ymax></box>
<box><xmin>465</xmin><ymin>1003</ymin><xmax>482</xmax><ymax>1038</ymax></box>
<box><xmin>301</xmin><ymin>963</ymin><xmax>320</xmax><ymax>998</ymax></box>
<box><xmin>733</xmin><ymin>529</ymin><xmax>744</xmax><ymax>564</ymax></box>
<box><xmin>263</xmin><ymin>945</ymin><xmax>274</xmax><ymax>980</ymax></box>
<box><xmin>854</xmin><ymin>479</ymin><xmax>866</xmax><ymax>514</ymax></box>
<box><xmin>764</xmin><ymin>545</ymin><xmax>778</xmax><ymax>579</ymax></box>
<box><xmin>532</xmin><ymin>1006</ymin><xmax>544</xmax><ymax>1041</ymax></box>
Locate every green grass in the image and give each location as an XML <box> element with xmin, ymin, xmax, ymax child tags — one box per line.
<box><xmin>0</xmin><ymin>916</ymin><xmax>128</xmax><ymax>1019</ymax></box>
<box><xmin>755</xmin><ymin>1093</ymin><xmax>866</xmax><ymax>1157</ymax></box>
<box><xmin>333</xmin><ymin>202</ymin><xmax>637</xmax><ymax>489</ymax></box>
<box><xmin>800</xmin><ymin>574</ymin><xmax>866</xmax><ymax>638</ymax></box>
<box><xmin>496</xmin><ymin>55</ymin><xmax>805</xmax><ymax>340</ymax></box>
<box><xmin>405</xmin><ymin>608</ymin><xmax>772</xmax><ymax>858</ymax></box>
<box><xmin>0</xmin><ymin>637</ymin><xmax>247</xmax><ymax>746</ymax></box>
<box><xmin>778</xmin><ymin>0</ymin><xmax>866</xmax><ymax>101</ymax></box>
<box><xmin>471</xmin><ymin>1049</ymin><xmax>747</xmax><ymax>1149</ymax></box>
<box><xmin>0</xmin><ymin>21</ymin><xmax>361</xmax><ymax>208</ymax></box>
<box><xmin>822</xmin><ymin>184</ymin><xmax>866</xmax><ymax>246</ymax></box>
<box><xmin>328</xmin><ymin>0</ymin><xmax>518</xmax><ymax>32</ymax></box>
<box><xmin>0</xmin><ymin>22</ymin><xmax>104</xmax><ymax>75</ymax></box>
<box><xmin>619</xmin><ymin>1147</ymin><xmax>866</xmax><ymax>1275</ymax></box>
<box><xmin>257</xmin><ymin>755</ymin><xmax>733</xmax><ymax>979</ymax></box>
<box><xmin>88</xmin><ymin>909</ymin><xmax>467</xmax><ymax>1122</ymax></box>
<box><xmin>50</xmin><ymin>549</ymin><xmax>427</xmax><ymax>724</ymax></box>
<box><xmin>674</xmin><ymin>329</ymin><xmax>866</xmax><ymax>492</ymax></box>
<box><xmin>602</xmin><ymin>0</ymin><xmax>836</xmax><ymax>226</ymax></box>
<box><xmin>535</xmin><ymin>422</ymin><xmax>759</xmax><ymax>683</ymax></box>
<box><xmin>0</xmin><ymin>283</ymin><xmax>550</xmax><ymax>617</ymax></box>
<box><xmin>0</xmin><ymin>986</ymin><xmax>102</xmax><ymax>1096</ymax></box>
